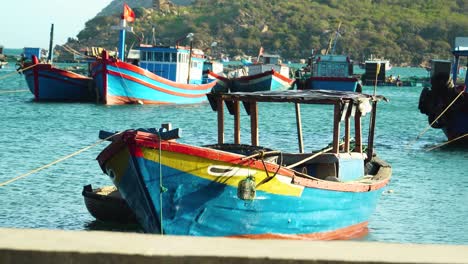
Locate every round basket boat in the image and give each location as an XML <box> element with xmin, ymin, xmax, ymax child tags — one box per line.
<box><xmin>82</xmin><ymin>184</ymin><xmax>137</xmax><ymax>224</ymax></box>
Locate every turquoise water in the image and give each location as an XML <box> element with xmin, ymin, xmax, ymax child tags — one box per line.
<box><xmin>0</xmin><ymin>63</ymin><xmax>467</xmax><ymax>244</ymax></box>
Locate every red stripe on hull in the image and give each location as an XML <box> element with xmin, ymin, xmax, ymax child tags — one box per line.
<box><xmin>97</xmin><ymin>130</ymin><xmax>390</xmax><ymax>193</ymax></box>
<box><xmin>228</xmin><ymin>222</ymin><xmax>369</xmax><ymax>240</ymax></box>
<box><xmin>107</xmin><ymin>70</ymin><xmax>211</xmax><ymax>98</ymax></box>
<box><xmin>103</xmin><ymin>59</ymin><xmax>216</xmax><ymax>91</ymax></box>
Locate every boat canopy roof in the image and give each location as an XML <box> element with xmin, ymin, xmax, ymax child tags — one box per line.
<box><xmin>210</xmin><ymin>89</ymin><xmax>386</xmax><ymax>105</ymax></box>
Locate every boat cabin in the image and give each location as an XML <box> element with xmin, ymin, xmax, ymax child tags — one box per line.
<box><xmin>430</xmin><ymin>59</ymin><xmax>452</xmax><ymax>79</ymax></box>
<box><xmin>312</xmin><ymin>55</ymin><xmax>353</xmax><ymax>78</ymax></box>
<box><xmin>137</xmin><ymin>45</ymin><xmax>207</xmax><ymax>84</ymax></box>
<box><xmin>452</xmin><ymin>37</ymin><xmax>468</xmax><ymax>86</ymax></box>
<box><xmin>207</xmin><ymin>90</ymin><xmax>386</xmax><ymax>182</ymax></box>
<box><xmin>248</xmin><ymin>53</ymin><xmax>290</xmax><ymax>77</ymax></box>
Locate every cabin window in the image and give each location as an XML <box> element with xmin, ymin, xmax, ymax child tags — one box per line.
<box><xmin>149</xmin><ymin>52</ymin><xmax>155</xmax><ymax>61</ymax></box>
<box><xmin>171</xmin><ymin>53</ymin><xmax>177</xmax><ymax>63</ymax></box>
<box><xmin>163</xmin><ymin>52</ymin><xmax>171</xmax><ymax>62</ymax></box>
<box><xmin>154</xmin><ymin>52</ymin><xmax>163</xmax><ymax>61</ymax></box>
<box><xmin>140</xmin><ymin>51</ymin><xmax>147</xmax><ymax>61</ymax></box>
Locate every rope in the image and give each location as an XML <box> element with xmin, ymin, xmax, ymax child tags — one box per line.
<box><xmin>0</xmin><ymin>63</ymin><xmax>37</xmax><ymax>81</ymax></box>
<box><xmin>157</xmin><ymin>130</ymin><xmax>166</xmax><ymax>235</ymax></box>
<box><xmin>407</xmin><ymin>90</ymin><xmax>465</xmax><ymax>147</ymax></box>
<box><xmin>425</xmin><ymin>133</ymin><xmax>468</xmax><ymax>151</ymax></box>
<box><xmin>285</xmin><ymin>146</ymin><xmax>333</xmax><ymax>169</ymax></box>
<box><xmin>0</xmin><ymin>89</ymin><xmax>28</xmax><ymax>94</ymax></box>
<box><xmin>0</xmin><ymin>131</ymin><xmax>122</xmax><ymax>187</ymax></box>
<box><xmin>114</xmin><ymin>62</ymin><xmax>139</xmax><ymax>103</ymax></box>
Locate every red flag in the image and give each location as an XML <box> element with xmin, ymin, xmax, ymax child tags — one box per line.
<box><xmin>122</xmin><ymin>3</ymin><xmax>135</xmax><ymax>22</ymax></box>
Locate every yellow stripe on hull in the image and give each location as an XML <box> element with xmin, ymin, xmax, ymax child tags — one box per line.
<box><xmin>141</xmin><ymin>147</ymin><xmax>304</xmax><ymax>197</ymax></box>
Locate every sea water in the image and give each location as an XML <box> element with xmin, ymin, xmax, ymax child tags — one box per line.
<box><xmin>0</xmin><ymin>64</ymin><xmax>467</xmax><ymax>244</ymax></box>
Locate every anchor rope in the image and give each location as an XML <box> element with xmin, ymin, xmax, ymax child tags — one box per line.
<box><xmin>425</xmin><ymin>133</ymin><xmax>468</xmax><ymax>151</ymax></box>
<box><xmin>0</xmin><ymin>131</ymin><xmax>122</xmax><ymax>187</ymax></box>
<box><xmin>0</xmin><ymin>89</ymin><xmax>28</xmax><ymax>94</ymax></box>
<box><xmin>114</xmin><ymin>61</ymin><xmax>139</xmax><ymax>103</ymax></box>
<box><xmin>407</xmin><ymin>89</ymin><xmax>465</xmax><ymax>148</ymax></box>
<box><xmin>0</xmin><ymin>63</ymin><xmax>38</xmax><ymax>81</ymax></box>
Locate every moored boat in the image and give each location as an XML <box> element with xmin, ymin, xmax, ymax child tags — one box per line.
<box><xmin>20</xmin><ymin>55</ymin><xmax>94</xmax><ymax>102</ymax></box>
<box><xmin>82</xmin><ymin>184</ymin><xmax>137</xmax><ymax>224</ymax></box>
<box><xmin>97</xmin><ymin>89</ymin><xmax>391</xmax><ymax>239</ymax></box>
<box><xmin>89</xmin><ymin>4</ymin><xmax>216</xmax><ymax>105</ymax></box>
<box><xmin>296</xmin><ymin>54</ymin><xmax>361</xmax><ymax>92</ymax></box>
<box><xmin>230</xmin><ymin>69</ymin><xmax>295</xmax><ymax>92</ymax></box>
<box><xmin>418</xmin><ymin>37</ymin><xmax>468</xmax><ymax>145</ymax></box>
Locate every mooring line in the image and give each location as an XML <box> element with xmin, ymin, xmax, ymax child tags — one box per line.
<box><xmin>0</xmin><ymin>89</ymin><xmax>28</xmax><ymax>94</ymax></box>
<box><xmin>0</xmin><ymin>131</ymin><xmax>122</xmax><ymax>187</ymax></box>
<box><xmin>0</xmin><ymin>63</ymin><xmax>37</xmax><ymax>81</ymax></box>
<box><xmin>425</xmin><ymin>133</ymin><xmax>468</xmax><ymax>151</ymax></box>
<box><xmin>406</xmin><ymin>90</ymin><xmax>465</xmax><ymax>148</ymax></box>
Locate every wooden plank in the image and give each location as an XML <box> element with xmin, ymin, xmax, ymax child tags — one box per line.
<box><xmin>367</xmin><ymin>101</ymin><xmax>377</xmax><ymax>160</ymax></box>
<box><xmin>250</xmin><ymin>101</ymin><xmax>259</xmax><ymax>146</ymax></box>
<box><xmin>344</xmin><ymin>104</ymin><xmax>352</xmax><ymax>152</ymax></box>
<box><xmin>332</xmin><ymin>103</ymin><xmax>341</xmax><ymax>154</ymax></box>
<box><xmin>295</xmin><ymin>103</ymin><xmax>304</xmax><ymax>153</ymax></box>
<box><xmin>217</xmin><ymin>97</ymin><xmax>224</xmax><ymax>144</ymax></box>
<box><xmin>234</xmin><ymin>100</ymin><xmax>241</xmax><ymax>144</ymax></box>
<box><xmin>354</xmin><ymin>110</ymin><xmax>362</xmax><ymax>153</ymax></box>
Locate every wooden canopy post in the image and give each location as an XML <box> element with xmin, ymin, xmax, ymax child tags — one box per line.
<box><xmin>332</xmin><ymin>103</ymin><xmax>341</xmax><ymax>154</ymax></box>
<box><xmin>366</xmin><ymin>101</ymin><xmax>378</xmax><ymax>160</ymax></box>
<box><xmin>217</xmin><ymin>97</ymin><xmax>224</xmax><ymax>144</ymax></box>
<box><xmin>234</xmin><ymin>100</ymin><xmax>241</xmax><ymax>144</ymax></box>
<box><xmin>250</xmin><ymin>101</ymin><xmax>259</xmax><ymax>146</ymax></box>
<box><xmin>344</xmin><ymin>104</ymin><xmax>352</xmax><ymax>152</ymax></box>
<box><xmin>354</xmin><ymin>110</ymin><xmax>362</xmax><ymax>153</ymax></box>
<box><xmin>295</xmin><ymin>103</ymin><xmax>304</xmax><ymax>153</ymax></box>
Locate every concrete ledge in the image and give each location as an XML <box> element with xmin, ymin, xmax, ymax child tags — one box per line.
<box><xmin>0</xmin><ymin>228</ymin><xmax>467</xmax><ymax>264</ymax></box>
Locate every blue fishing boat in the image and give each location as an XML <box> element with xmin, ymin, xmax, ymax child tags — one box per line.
<box><xmin>19</xmin><ymin>25</ymin><xmax>95</xmax><ymax>102</ymax></box>
<box><xmin>89</xmin><ymin>4</ymin><xmax>215</xmax><ymax>105</ymax></box>
<box><xmin>418</xmin><ymin>37</ymin><xmax>468</xmax><ymax>144</ymax></box>
<box><xmin>297</xmin><ymin>54</ymin><xmax>361</xmax><ymax>92</ymax></box>
<box><xmin>207</xmin><ymin>52</ymin><xmax>295</xmax><ymax>93</ymax></box>
<box><xmin>20</xmin><ymin>55</ymin><xmax>94</xmax><ymax>102</ymax></box>
<box><xmin>97</xmin><ymin>89</ymin><xmax>391</xmax><ymax>240</ymax></box>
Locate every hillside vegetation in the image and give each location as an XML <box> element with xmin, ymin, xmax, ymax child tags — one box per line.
<box><xmin>68</xmin><ymin>0</ymin><xmax>468</xmax><ymax>66</ymax></box>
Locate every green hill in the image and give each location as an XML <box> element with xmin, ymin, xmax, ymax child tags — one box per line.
<box><xmin>67</xmin><ymin>0</ymin><xmax>468</xmax><ymax>66</ymax></box>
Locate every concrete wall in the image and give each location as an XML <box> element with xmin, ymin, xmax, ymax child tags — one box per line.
<box><xmin>0</xmin><ymin>228</ymin><xmax>467</xmax><ymax>264</ymax></box>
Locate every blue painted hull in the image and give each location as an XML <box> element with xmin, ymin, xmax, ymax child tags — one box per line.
<box><xmin>307</xmin><ymin>77</ymin><xmax>359</xmax><ymax>92</ymax></box>
<box><xmin>23</xmin><ymin>64</ymin><xmax>94</xmax><ymax>101</ymax></box>
<box><xmin>98</xmin><ymin>135</ymin><xmax>390</xmax><ymax>239</ymax></box>
<box><xmin>91</xmin><ymin>58</ymin><xmax>216</xmax><ymax>105</ymax></box>
<box><xmin>231</xmin><ymin>70</ymin><xmax>294</xmax><ymax>92</ymax></box>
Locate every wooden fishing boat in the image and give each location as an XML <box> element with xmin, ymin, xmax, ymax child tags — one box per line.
<box><xmin>205</xmin><ymin>69</ymin><xmax>231</xmax><ymax>93</ymax></box>
<box><xmin>82</xmin><ymin>184</ymin><xmax>137</xmax><ymax>224</ymax></box>
<box><xmin>89</xmin><ymin>5</ymin><xmax>216</xmax><ymax>105</ymax></box>
<box><xmin>418</xmin><ymin>37</ymin><xmax>468</xmax><ymax>144</ymax></box>
<box><xmin>97</xmin><ymin>89</ymin><xmax>391</xmax><ymax>240</ymax></box>
<box><xmin>296</xmin><ymin>54</ymin><xmax>361</xmax><ymax>92</ymax></box>
<box><xmin>20</xmin><ymin>55</ymin><xmax>94</xmax><ymax>102</ymax></box>
<box><xmin>230</xmin><ymin>69</ymin><xmax>295</xmax><ymax>92</ymax></box>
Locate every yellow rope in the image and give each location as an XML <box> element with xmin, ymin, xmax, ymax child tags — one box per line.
<box><xmin>425</xmin><ymin>133</ymin><xmax>468</xmax><ymax>151</ymax></box>
<box><xmin>407</xmin><ymin>89</ymin><xmax>465</xmax><ymax>148</ymax></box>
<box><xmin>0</xmin><ymin>89</ymin><xmax>28</xmax><ymax>94</ymax></box>
<box><xmin>0</xmin><ymin>131</ymin><xmax>122</xmax><ymax>187</ymax></box>
<box><xmin>0</xmin><ymin>63</ymin><xmax>37</xmax><ymax>81</ymax></box>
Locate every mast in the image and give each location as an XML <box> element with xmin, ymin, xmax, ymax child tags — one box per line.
<box><xmin>47</xmin><ymin>24</ymin><xmax>54</xmax><ymax>63</ymax></box>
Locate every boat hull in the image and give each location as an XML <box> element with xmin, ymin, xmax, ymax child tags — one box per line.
<box><xmin>91</xmin><ymin>58</ymin><xmax>216</xmax><ymax>105</ymax></box>
<box><xmin>23</xmin><ymin>62</ymin><xmax>94</xmax><ymax>102</ymax></box>
<box><xmin>97</xmin><ymin>131</ymin><xmax>389</xmax><ymax>240</ymax></box>
<box><xmin>306</xmin><ymin>77</ymin><xmax>360</xmax><ymax>92</ymax></box>
<box><xmin>231</xmin><ymin>70</ymin><xmax>294</xmax><ymax>92</ymax></box>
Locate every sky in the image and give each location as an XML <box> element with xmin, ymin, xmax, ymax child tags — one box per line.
<box><xmin>1</xmin><ymin>0</ymin><xmax>112</xmax><ymax>49</ymax></box>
